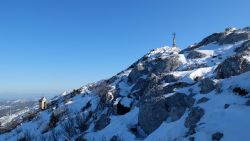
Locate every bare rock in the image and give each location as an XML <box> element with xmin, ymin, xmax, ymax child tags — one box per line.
<box><xmin>212</xmin><ymin>132</ymin><xmax>224</xmax><ymax>141</ymax></box>
<box><xmin>215</xmin><ymin>55</ymin><xmax>250</xmax><ymax>79</ymax></box>
<box><xmin>186</xmin><ymin>50</ymin><xmax>207</xmax><ymax>59</ymax></box>
<box><xmin>139</xmin><ymin>93</ymin><xmax>194</xmax><ymax>134</ymax></box>
<box><xmin>197</xmin><ymin>97</ymin><xmax>209</xmax><ymax>104</ymax></box>
<box><xmin>200</xmin><ymin>78</ymin><xmax>216</xmax><ymax>94</ymax></box>
<box><xmin>185</xmin><ymin>107</ymin><xmax>205</xmax><ymax>136</ymax></box>
<box><xmin>235</xmin><ymin>40</ymin><xmax>250</xmax><ymax>55</ymax></box>
<box><xmin>94</xmin><ymin>114</ymin><xmax>110</xmax><ymax>131</ymax></box>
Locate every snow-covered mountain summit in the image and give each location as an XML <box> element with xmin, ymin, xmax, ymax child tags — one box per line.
<box><xmin>1</xmin><ymin>26</ymin><xmax>250</xmax><ymax>141</ymax></box>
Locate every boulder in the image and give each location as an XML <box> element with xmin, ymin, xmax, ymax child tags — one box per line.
<box><xmin>215</xmin><ymin>55</ymin><xmax>250</xmax><ymax>79</ymax></box>
<box><xmin>200</xmin><ymin>78</ymin><xmax>216</xmax><ymax>94</ymax></box>
<box><xmin>212</xmin><ymin>132</ymin><xmax>224</xmax><ymax>141</ymax></box>
<box><xmin>179</xmin><ymin>62</ymin><xmax>208</xmax><ymax>71</ymax></box>
<box><xmin>197</xmin><ymin>97</ymin><xmax>209</xmax><ymax>104</ymax></box>
<box><xmin>161</xmin><ymin>74</ymin><xmax>179</xmax><ymax>83</ymax></box>
<box><xmin>128</xmin><ymin>55</ymin><xmax>183</xmax><ymax>83</ymax></box>
<box><xmin>128</xmin><ymin>62</ymin><xmax>148</xmax><ymax>83</ymax></box>
<box><xmin>94</xmin><ymin>114</ymin><xmax>110</xmax><ymax>131</ymax></box>
<box><xmin>149</xmin><ymin>56</ymin><xmax>183</xmax><ymax>75</ymax></box>
<box><xmin>139</xmin><ymin>93</ymin><xmax>194</xmax><ymax>134</ymax></box>
<box><xmin>131</xmin><ymin>78</ymin><xmax>149</xmax><ymax>98</ymax></box>
<box><xmin>117</xmin><ymin>101</ymin><xmax>131</xmax><ymax>115</ymax></box>
<box><xmin>235</xmin><ymin>40</ymin><xmax>250</xmax><ymax>55</ymax></box>
<box><xmin>185</xmin><ymin>107</ymin><xmax>205</xmax><ymax>136</ymax></box>
<box><xmin>110</xmin><ymin>135</ymin><xmax>122</xmax><ymax>141</ymax></box>
<box><xmin>224</xmin><ymin>104</ymin><xmax>230</xmax><ymax>109</ymax></box>
<box><xmin>233</xmin><ymin>87</ymin><xmax>249</xmax><ymax>96</ymax></box>
<box><xmin>186</xmin><ymin>50</ymin><xmax>207</xmax><ymax>59</ymax></box>
<box><xmin>144</xmin><ymin>82</ymin><xmax>192</xmax><ymax>98</ymax></box>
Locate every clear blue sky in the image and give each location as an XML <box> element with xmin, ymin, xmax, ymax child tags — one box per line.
<box><xmin>0</xmin><ymin>0</ymin><xmax>249</xmax><ymax>99</ymax></box>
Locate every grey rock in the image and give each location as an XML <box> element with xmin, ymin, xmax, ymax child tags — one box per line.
<box><xmin>212</xmin><ymin>132</ymin><xmax>224</xmax><ymax>141</ymax></box>
<box><xmin>144</xmin><ymin>82</ymin><xmax>192</xmax><ymax>98</ymax></box>
<box><xmin>185</xmin><ymin>107</ymin><xmax>205</xmax><ymax>136</ymax></box>
<box><xmin>128</xmin><ymin>55</ymin><xmax>183</xmax><ymax>83</ymax></box>
<box><xmin>215</xmin><ymin>55</ymin><xmax>250</xmax><ymax>79</ymax></box>
<box><xmin>94</xmin><ymin>114</ymin><xmax>111</xmax><ymax>131</ymax></box>
<box><xmin>233</xmin><ymin>87</ymin><xmax>249</xmax><ymax>96</ymax></box>
<box><xmin>128</xmin><ymin>62</ymin><xmax>148</xmax><ymax>83</ymax></box>
<box><xmin>110</xmin><ymin>135</ymin><xmax>122</xmax><ymax>141</ymax></box>
<box><xmin>131</xmin><ymin>78</ymin><xmax>149</xmax><ymax>98</ymax></box>
<box><xmin>186</xmin><ymin>50</ymin><xmax>207</xmax><ymax>59</ymax></box>
<box><xmin>117</xmin><ymin>101</ymin><xmax>131</xmax><ymax>115</ymax></box>
<box><xmin>197</xmin><ymin>97</ymin><xmax>209</xmax><ymax>104</ymax></box>
<box><xmin>224</xmin><ymin>104</ymin><xmax>230</xmax><ymax>109</ymax></box>
<box><xmin>218</xmin><ymin>31</ymin><xmax>250</xmax><ymax>45</ymax></box>
<box><xmin>149</xmin><ymin>56</ymin><xmax>183</xmax><ymax>75</ymax></box>
<box><xmin>235</xmin><ymin>40</ymin><xmax>250</xmax><ymax>55</ymax></box>
<box><xmin>139</xmin><ymin>97</ymin><xmax>167</xmax><ymax>134</ymax></box>
<box><xmin>139</xmin><ymin>93</ymin><xmax>195</xmax><ymax>134</ymax></box>
<box><xmin>161</xmin><ymin>74</ymin><xmax>179</xmax><ymax>83</ymax></box>
<box><xmin>179</xmin><ymin>63</ymin><xmax>208</xmax><ymax>71</ymax></box>
<box><xmin>181</xmin><ymin>33</ymin><xmax>225</xmax><ymax>53</ymax></box>
<box><xmin>200</xmin><ymin>78</ymin><xmax>216</xmax><ymax>94</ymax></box>
<box><xmin>181</xmin><ymin>28</ymin><xmax>250</xmax><ymax>53</ymax></box>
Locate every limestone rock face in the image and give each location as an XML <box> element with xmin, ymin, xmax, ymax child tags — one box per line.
<box><xmin>186</xmin><ymin>50</ymin><xmax>207</xmax><ymax>59</ymax></box>
<box><xmin>235</xmin><ymin>40</ymin><xmax>250</xmax><ymax>55</ymax></box>
<box><xmin>94</xmin><ymin>114</ymin><xmax>111</xmax><ymax>131</ymax></box>
<box><xmin>200</xmin><ymin>78</ymin><xmax>216</xmax><ymax>94</ymax></box>
<box><xmin>185</xmin><ymin>107</ymin><xmax>205</xmax><ymax>136</ymax></box>
<box><xmin>218</xmin><ymin>31</ymin><xmax>250</xmax><ymax>45</ymax></box>
<box><xmin>161</xmin><ymin>74</ymin><xmax>179</xmax><ymax>83</ymax></box>
<box><xmin>138</xmin><ymin>97</ymin><xmax>167</xmax><ymax>135</ymax></box>
<box><xmin>197</xmin><ymin>97</ymin><xmax>209</xmax><ymax>104</ymax></box>
<box><xmin>212</xmin><ymin>132</ymin><xmax>224</xmax><ymax>141</ymax></box>
<box><xmin>138</xmin><ymin>93</ymin><xmax>194</xmax><ymax>134</ymax></box>
<box><xmin>181</xmin><ymin>27</ymin><xmax>250</xmax><ymax>53</ymax></box>
<box><xmin>216</xmin><ymin>55</ymin><xmax>250</xmax><ymax>79</ymax></box>
<box><xmin>128</xmin><ymin>55</ymin><xmax>183</xmax><ymax>83</ymax></box>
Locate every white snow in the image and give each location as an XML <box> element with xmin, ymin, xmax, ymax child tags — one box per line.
<box><xmin>120</xmin><ymin>97</ymin><xmax>133</xmax><ymax>108</ymax></box>
<box><xmin>86</xmin><ymin>107</ymin><xmax>139</xmax><ymax>141</ymax></box>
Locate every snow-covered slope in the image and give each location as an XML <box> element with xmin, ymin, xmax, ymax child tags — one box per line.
<box><xmin>1</xmin><ymin>26</ymin><xmax>250</xmax><ymax>141</ymax></box>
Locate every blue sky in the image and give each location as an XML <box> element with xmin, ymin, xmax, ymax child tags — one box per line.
<box><xmin>0</xmin><ymin>0</ymin><xmax>250</xmax><ymax>99</ymax></box>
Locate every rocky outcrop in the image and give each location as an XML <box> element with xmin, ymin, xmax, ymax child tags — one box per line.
<box><xmin>186</xmin><ymin>50</ymin><xmax>207</xmax><ymax>59</ymax></box>
<box><xmin>128</xmin><ymin>55</ymin><xmax>183</xmax><ymax>83</ymax></box>
<box><xmin>197</xmin><ymin>97</ymin><xmax>209</xmax><ymax>104</ymax></box>
<box><xmin>185</xmin><ymin>107</ymin><xmax>205</xmax><ymax>136</ymax></box>
<box><xmin>161</xmin><ymin>74</ymin><xmax>179</xmax><ymax>83</ymax></box>
<box><xmin>139</xmin><ymin>93</ymin><xmax>194</xmax><ymax>134</ymax></box>
<box><xmin>200</xmin><ymin>78</ymin><xmax>216</xmax><ymax>94</ymax></box>
<box><xmin>212</xmin><ymin>132</ymin><xmax>224</xmax><ymax>141</ymax></box>
<box><xmin>218</xmin><ymin>31</ymin><xmax>250</xmax><ymax>44</ymax></box>
<box><xmin>181</xmin><ymin>27</ymin><xmax>250</xmax><ymax>53</ymax></box>
<box><xmin>181</xmin><ymin>33</ymin><xmax>224</xmax><ymax>53</ymax></box>
<box><xmin>117</xmin><ymin>100</ymin><xmax>131</xmax><ymax>115</ymax></box>
<box><xmin>235</xmin><ymin>40</ymin><xmax>250</xmax><ymax>55</ymax></box>
<box><xmin>94</xmin><ymin>114</ymin><xmax>111</xmax><ymax>131</ymax></box>
<box><xmin>131</xmin><ymin>78</ymin><xmax>149</xmax><ymax>98</ymax></box>
<box><xmin>216</xmin><ymin>55</ymin><xmax>250</xmax><ymax>79</ymax></box>
<box><xmin>128</xmin><ymin>62</ymin><xmax>148</xmax><ymax>83</ymax></box>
